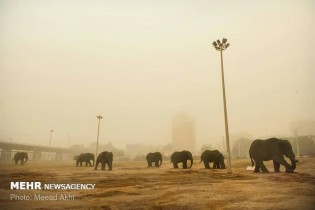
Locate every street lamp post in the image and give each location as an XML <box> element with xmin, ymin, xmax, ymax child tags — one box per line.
<box><xmin>96</xmin><ymin>115</ymin><xmax>103</xmax><ymax>158</ymax></box>
<box><xmin>49</xmin><ymin>129</ymin><xmax>54</xmax><ymax>160</ymax></box>
<box><xmin>212</xmin><ymin>38</ymin><xmax>232</xmax><ymax>174</ymax></box>
<box><xmin>49</xmin><ymin>130</ymin><xmax>54</xmax><ymax>147</ymax></box>
<box><xmin>295</xmin><ymin>130</ymin><xmax>300</xmax><ymax>157</ymax></box>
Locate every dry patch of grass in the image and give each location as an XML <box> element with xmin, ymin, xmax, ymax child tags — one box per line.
<box><xmin>0</xmin><ymin>158</ymin><xmax>314</xmax><ymax>209</ymax></box>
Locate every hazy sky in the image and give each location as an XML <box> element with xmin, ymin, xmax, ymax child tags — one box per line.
<box><xmin>0</xmin><ymin>0</ymin><xmax>314</xmax><ymax>149</ymax></box>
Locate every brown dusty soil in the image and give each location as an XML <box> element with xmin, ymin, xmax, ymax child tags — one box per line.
<box><xmin>0</xmin><ymin>158</ymin><xmax>314</xmax><ymax>210</ymax></box>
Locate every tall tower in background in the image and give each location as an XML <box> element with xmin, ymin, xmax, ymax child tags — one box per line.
<box><xmin>172</xmin><ymin>112</ymin><xmax>196</xmax><ymax>152</ymax></box>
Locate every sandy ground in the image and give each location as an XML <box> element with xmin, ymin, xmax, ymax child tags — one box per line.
<box><xmin>0</xmin><ymin>158</ymin><xmax>314</xmax><ymax>210</ymax></box>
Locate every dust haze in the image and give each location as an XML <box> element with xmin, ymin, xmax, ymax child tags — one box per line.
<box><xmin>1</xmin><ymin>0</ymin><xmax>314</xmax><ymax>150</ymax></box>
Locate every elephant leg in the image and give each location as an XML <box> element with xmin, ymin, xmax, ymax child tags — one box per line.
<box><xmin>257</xmin><ymin>161</ymin><xmax>269</xmax><ymax>173</ymax></box>
<box><xmin>215</xmin><ymin>160</ymin><xmax>221</xmax><ymax>169</ymax></box>
<box><xmin>155</xmin><ymin>160</ymin><xmax>159</xmax><ymax>167</ymax></box>
<box><xmin>173</xmin><ymin>162</ymin><xmax>178</xmax><ymax>168</ymax></box>
<box><xmin>101</xmin><ymin>161</ymin><xmax>105</xmax><ymax>170</ymax></box>
<box><xmin>254</xmin><ymin>164</ymin><xmax>260</xmax><ymax>173</ymax></box>
<box><xmin>215</xmin><ymin>161</ymin><xmax>220</xmax><ymax>169</ymax></box>
<box><xmin>273</xmin><ymin>155</ymin><xmax>293</xmax><ymax>173</ymax></box>
<box><xmin>273</xmin><ymin>160</ymin><xmax>281</xmax><ymax>173</ymax></box>
<box><xmin>204</xmin><ymin>162</ymin><xmax>210</xmax><ymax>169</ymax></box>
<box><xmin>80</xmin><ymin>161</ymin><xmax>82</xmax><ymax>167</ymax></box>
<box><xmin>21</xmin><ymin>160</ymin><xmax>24</xmax><ymax>165</ymax></box>
<box><xmin>109</xmin><ymin>161</ymin><xmax>112</xmax><ymax>170</ymax></box>
<box><xmin>148</xmin><ymin>161</ymin><xmax>153</xmax><ymax>167</ymax></box>
<box><xmin>94</xmin><ymin>162</ymin><xmax>98</xmax><ymax>170</ymax></box>
<box><xmin>213</xmin><ymin>162</ymin><xmax>217</xmax><ymax>169</ymax></box>
<box><xmin>183</xmin><ymin>161</ymin><xmax>187</xmax><ymax>169</ymax></box>
<box><xmin>253</xmin><ymin>160</ymin><xmax>261</xmax><ymax>173</ymax></box>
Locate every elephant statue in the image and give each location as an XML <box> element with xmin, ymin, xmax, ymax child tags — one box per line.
<box><xmin>14</xmin><ymin>152</ymin><xmax>28</xmax><ymax>165</ymax></box>
<box><xmin>171</xmin><ymin>150</ymin><xmax>193</xmax><ymax>169</ymax></box>
<box><xmin>146</xmin><ymin>152</ymin><xmax>163</xmax><ymax>167</ymax></box>
<box><xmin>94</xmin><ymin>151</ymin><xmax>113</xmax><ymax>171</ymax></box>
<box><xmin>249</xmin><ymin>138</ymin><xmax>298</xmax><ymax>173</ymax></box>
<box><xmin>76</xmin><ymin>153</ymin><xmax>95</xmax><ymax>167</ymax></box>
<box><xmin>200</xmin><ymin>150</ymin><xmax>225</xmax><ymax>169</ymax></box>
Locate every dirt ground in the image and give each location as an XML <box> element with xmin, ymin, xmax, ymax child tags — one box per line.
<box><xmin>0</xmin><ymin>158</ymin><xmax>314</xmax><ymax>210</ymax></box>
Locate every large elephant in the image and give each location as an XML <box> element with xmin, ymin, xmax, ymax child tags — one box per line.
<box><xmin>200</xmin><ymin>150</ymin><xmax>225</xmax><ymax>169</ymax></box>
<box><xmin>14</xmin><ymin>152</ymin><xmax>28</xmax><ymax>165</ymax></box>
<box><xmin>146</xmin><ymin>152</ymin><xmax>163</xmax><ymax>167</ymax></box>
<box><xmin>94</xmin><ymin>151</ymin><xmax>113</xmax><ymax>171</ymax></box>
<box><xmin>76</xmin><ymin>153</ymin><xmax>95</xmax><ymax>167</ymax></box>
<box><xmin>171</xmin><ymin>150</ymin><xmax>193</xmax><ymax>169</ymax></box>
<box><xmin>249</xmin><ymin>138</ymin><xmax>298</xmax><ymax>173</ymax></box>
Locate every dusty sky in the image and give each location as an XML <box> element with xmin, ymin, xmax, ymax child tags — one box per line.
<box><xmin>0</xmin><ymin>0</ymin><xmax>314</xmax><ymax>150</ymax></box>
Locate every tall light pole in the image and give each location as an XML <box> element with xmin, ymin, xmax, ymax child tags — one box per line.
<box><xmin>295</xmin><ymin>130</ymin><xmax>300</xmax><ymax>157</ymax></box>
<box><xmin>96</xmin><ymin>115</ymin><xmax>103</xmax><ymax>158</ymax></box>
<box><xmin>49</xmin><ymin>130</ymin><xmax>54</xmax><ymax>147</ymax></box>
<box><xmin>212</xmin><ymin>38</ymin><xmax>232</xmax><ymax>174</ymax></box>
<box><xmin>49</xmin><ymin>129</ymin><xmax>54</xmax><ymax>160</ymax></box>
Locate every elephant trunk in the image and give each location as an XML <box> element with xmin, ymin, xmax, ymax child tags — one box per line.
<box><xmin>290</xmin><ymin>158</ymin><xmax>298</xmax><ymax>170</ymax></box>
<box><xmin>189</xmin><ymin>157</ymin><xmax>193</xmax><ymax>168</ymax></box>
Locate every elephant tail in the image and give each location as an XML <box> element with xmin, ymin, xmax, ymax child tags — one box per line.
<box><xmin>250</xmin><ymin>156</ymin><xmax>254</xmax><ymax>167</ymax></box>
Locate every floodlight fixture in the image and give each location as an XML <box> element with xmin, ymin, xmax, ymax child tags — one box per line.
<box><xmin>96</xmin><ymin>115</ymin><xmax>103</xmax><ymax>158</ymax></box>
<box><xmin>212</xmin><ymin>38</ymin><xmax>230</xmax><ymax>51</ymax></box>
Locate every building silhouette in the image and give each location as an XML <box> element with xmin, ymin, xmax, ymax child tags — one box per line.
<box><xmin>172</xmin><ymin>112</ymin><xmax>196</xmax><ymax>152</ymax></box>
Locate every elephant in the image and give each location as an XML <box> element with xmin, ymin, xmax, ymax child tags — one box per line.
<box><xmin>14</xmin><ymin>152</ymin><xmax>28</xmax><ymax>165</ymax></box>
<box><xmin>170</xmin><ymin>150</ymin><xmax>193</xmax><ymax>169</ymax></box>
<box><xmin>249</xmin><ymin>138</ymin><xmax>298</xmax><ymax>173</ymax></box>
<box><xmin>200</xmin><ymin>150</ymin><xmax>225</xmax><ymax>169</ymax></box>
<box><xmin>94</xmin><ymin>151</ymin><xmax>113</xmax><ymax>171</ymax></box>
<box><xmin>76</xmin><ymin>153</ymin><xmax>95</xmax><ymax>167</ymax></box>
<box><xmin>146</xmin><ymin>152</ymin><xmax>163</xmax><ymax>167</ymax></box>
